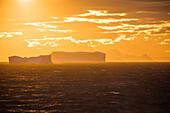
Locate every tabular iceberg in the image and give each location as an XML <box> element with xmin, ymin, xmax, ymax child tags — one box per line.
<box><xmin>9</xmin><ymin>55</ymin><xmax>53</xmax><ymax>64</ymax></box>
<box><xmin>51</xmin><ymin>51</ymin><xmax>105</xmax><ymax>63</ymax></box>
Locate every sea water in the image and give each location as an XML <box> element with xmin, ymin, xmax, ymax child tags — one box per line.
<box><xmin>0</xmin><ymin>63</ymin><xmax>170</xmax><ymax>112</ymax></box>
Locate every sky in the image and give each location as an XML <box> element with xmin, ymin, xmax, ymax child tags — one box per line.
<box><xmin>0</xmin><ymin>0</ymin><xmax>170</xmax><ymax>62</ymax></box>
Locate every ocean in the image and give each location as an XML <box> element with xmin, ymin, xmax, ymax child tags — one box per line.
<box><xmin>0</xmin><ymin>63</ymin><xmax>170</xmax><ymax>113</ymax></box>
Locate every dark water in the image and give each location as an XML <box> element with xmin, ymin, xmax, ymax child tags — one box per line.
<box><xmin>0</xmin><ymin>63</ymin><xmax>170</xmax><ymax>113</ymax></box>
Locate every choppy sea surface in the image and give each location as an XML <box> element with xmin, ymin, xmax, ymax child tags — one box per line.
<box><xmin>0</xmin><ymin>63</ymin><xmax>170</xmax><ymax>113</ymax></box>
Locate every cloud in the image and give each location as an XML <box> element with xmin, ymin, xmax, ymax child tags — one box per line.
<box><xmin>96</xmin><ymin>21</ymin><xmax>170</xmax><ymax>44</ymax></box>
<box><xmin>25</xmin><ymin>37</ymin><xmax>73</xmax><ymax>48</ymax></box>
<box><xmin>98</xmin><ymin>22</ymin><xmax>170</xmax><ymax>35</ymax></box>
<box><xmin>77</xmin><ymin>10</ymin><xmax>127</xmax><ymax>17</ymax></box>
<box><xmin>24</xmin><ymin>22</ymin><xmax>57</xmax><ymax>29</ymax></box>
<box><xmin>24</xmin><ymin>21</ymin><xmax>72</xmax><ymax>33</ymax></box>
<box><xmin>160</xmin><ymin>42</ymin><xmax>168</xmax><ymax>45</ymax></box>
<box><xmin>136</xmin><ymin>11</ymin><xmax>159</xmax><ymax>14</ymax></box>
<box><xmin>1</xmin><ymin>9</ymin><xmax>169</xmax><ymax>52</ymax></box>
<box><xmin>24</xmin><ymin>35</ymin><xmax>134</xmax><ymax>49</ymax></box>
<box><xmin>48</xmin><ymin>29</ymin><xmax>72</xmax><ymax>33</ymax></box>
<box><xmin>64</xmin><ymin>17</ymin><xmax>138</xmax><ymax>24</ymax></box>
<box><xmin>98</xmin><ymin>22</ymin><xmax>170</xmax><ymax>30</ymax></box>
<box><xmin>0</xmin><ymin>32</ymin><xmax>23</xmax><ymax>38</ymax></box>
<box><xmin>37</xmin><ymin>28</ymin><xmax>72</xmax><ymax>33</ymax></box>
<box><xmin>160</xmin><ymin>38</ymin><xmax>170</xmax><ymax>45</ymax></box>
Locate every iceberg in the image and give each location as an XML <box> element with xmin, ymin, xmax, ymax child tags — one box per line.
<box><xmin>9</xmin><ymin>51</ymin><xmax>106</xmax><ymax>64</ymax></box>
<box><xmin>51</xmin><ymin>51</ymin><xmax>105</xmax><ymax>63</ymax></box>
<box><xmin>9</xmin><ymin>55</ymin><xmax>53</xmax><ymax>64</ymax></box>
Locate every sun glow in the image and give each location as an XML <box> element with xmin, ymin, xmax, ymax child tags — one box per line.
<box><xmin>19</xmin><ymin>0</ymin><xmax>32</xmax><ymax>3</ymax></box>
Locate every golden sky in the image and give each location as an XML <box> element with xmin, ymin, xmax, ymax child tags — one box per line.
<box><xmin>0</xmin><ymin>0</ymin><xmax>170</xmax><ymax>62</ymax></box>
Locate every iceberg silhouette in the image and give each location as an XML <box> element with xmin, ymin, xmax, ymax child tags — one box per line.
<box><xmin>9</xmin><ymin>55</ymin><xmax>53</xmax><ymax>64</ymax></box>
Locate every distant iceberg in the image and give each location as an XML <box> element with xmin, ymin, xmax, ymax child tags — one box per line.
<box><xmin>9</xmin><ymin>51</ymin><xmax>106</xmax><ymax>64</ymax></box>
<box><xmin>9</xmin><ymin>55</ymin><xmax>53</xmax><ymax>64</ymax></box>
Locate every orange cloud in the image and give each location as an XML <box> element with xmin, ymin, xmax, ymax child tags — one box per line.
<box><xmin>0</xmin><ymin>32</ymin><xmax>23</xmax><ymax>38</ymax></box>
<box><xmin>160</xmin><ymin>42</ymin><xmax>168</xmax><ymax>45</ymax></box>
<box><xmin>64</xmin><ymin>17</ymin><xmax>138</xmax><ymax>24</ymax></box>
<box><xmin>24</xmin><ymin>22</ymin><xmax>57</xmax><ymax>29</ymax></box>
<box><xmin>98</xmin><ymin>23</ymin><xmax>170</xmax><ymax>30</ymax></box>
<box><xmin>136</xmin><ymin>11</ymin><xmax>159</xmax><ymax>14</ymax></box>
<box><xmin>24</xmin><ymin>21</ymin><xmax>72</xmax><ymax>33</ymax></box>
<box><xmin>98</xmin><ymin>22</ymin><xmax>170</xmax><ymax>35</ymax></box>
<box><xmin>24</xmin><ymin>35</ymin><xmax>133</xmax><ymax>49</ymax></box>
<box><xmin>77</xmin><ymin>10</ymin><xmax>127</xmax><ymax>17</ymax></box>
<box><xmin>48</xmin><ymin>29</ymin><xmax>72</xmax><ymax>33</ymax></box>
<box><xmin>37</xmin><ymin>29</ymin><xmax>73</xmax><ymax>33</ymax></box>
<box><xmin>25</xmin><ymin>37</ymin><xmax>73</xmax><ymax>48</ymax></box>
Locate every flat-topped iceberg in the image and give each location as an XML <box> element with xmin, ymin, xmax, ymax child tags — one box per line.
<box><xmin>9</xmin><ymin>55</ymin><xmax>53</xmax><ymax>64</ymax></box>
<box><xmin>51</xmin><ymin>51</ymin><xmax>105</xmax><ymax>63</ymax></box>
